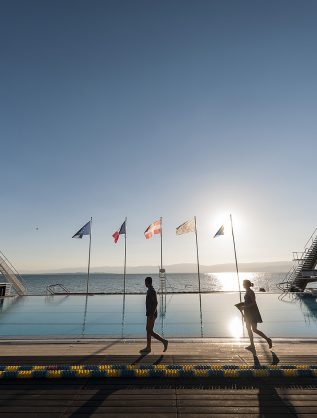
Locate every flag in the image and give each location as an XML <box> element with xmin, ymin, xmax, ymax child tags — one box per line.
<box><xmin>72</xmin><ymin>220</ymin><xmax>91</xmax><ymax>239</ymax></box>
<box><xmin>176</xmin><ymin>218</ymin><xmax>195</xmax><ymax>235</ymax></box>
<box><xmin>144</xmin><ymin>219</ymin><xmax>161</xmax><ymax>239</ymax></box>
<box><xmin>112</xmin><ymin>220</ymin><xmax>126</xmax><ymax>243</ymax></box>
<box><xmin>214</xmin><ymin>225</ymin><xmax>224</xmax><ymax>238</ymax></box>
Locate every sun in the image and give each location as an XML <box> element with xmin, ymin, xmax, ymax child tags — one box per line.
<box><xmin>210</xmin><ymin>211</ymin><xmax>243</xmax><ymax>237</ymax></box>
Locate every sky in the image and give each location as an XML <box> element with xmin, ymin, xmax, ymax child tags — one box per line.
<box><xmin>1</xmin><ymin>0</ymin><xmax>317</xmax><ymax>273</ymax></box>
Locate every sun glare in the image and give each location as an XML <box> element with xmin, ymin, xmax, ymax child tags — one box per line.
<box><xmin>228</xmin><ymin>316</ymin><xmax>244</xmax><ymax>339</ymax></box>
<box><xmin>210</xmin><ymin>211</ymin><xmax>243</xmax><ymax>237</ymax></box>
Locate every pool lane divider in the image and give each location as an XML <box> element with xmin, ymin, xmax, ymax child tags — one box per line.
<box><xmin>0</xmin><ymin>364</ymin><xmax>317</xmax><ymax>379</ymax></box>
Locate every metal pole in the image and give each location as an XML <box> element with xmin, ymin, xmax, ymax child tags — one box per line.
<box><xmin>194</xmin><ymin>216</ymin><xmax>203</xmax><ymax>337</ymax></box>
<box><xmin>194</xmin><ymin>216</ymin><xmax>201</xmax><ymax>293</ymax></box>
<box><xmin>123</xmin><ymin>217</ymin><xmax>127</xmax><ymax>295</ymax></box>
<box><xmin>86</xmin><ymin>217</ymin><xmax>92</xmax><ymax>294</ymax></box>
<box><xmin>160</xmin><ymin>217</ymin><xmax>163</xmax><ymax>270</ymax></box>
<box><xmin>230</xmin><ymin>214</ymin><xmax>242</xmax><ymax>303</ymax></box>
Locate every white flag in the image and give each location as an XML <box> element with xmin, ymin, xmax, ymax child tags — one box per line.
<box><xmin>176</xmin><ymin>218</ymin><xmax>195</xmax><ymax>235</ymax></box>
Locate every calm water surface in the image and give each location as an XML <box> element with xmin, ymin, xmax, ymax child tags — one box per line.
<box><xmin>18</xmin><ymin>272</ymin><xmax>287</xmax><ymax>294</ymax></box>
<box><xmin>0</xmin><ymin>292</ymin><xmax>316</xmax><ymax>339</ymax></box>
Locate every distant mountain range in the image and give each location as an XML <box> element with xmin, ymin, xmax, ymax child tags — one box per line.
<box><xmin>26</xmin><ymin>261</ymin><xmax>292</xmax><ymax>274</ymax></box>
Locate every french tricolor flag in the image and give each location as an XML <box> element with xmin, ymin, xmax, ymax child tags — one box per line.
<box><xmin>112</xmin><ymin>220</ymin><xmax>126</xmax><ymax>243</ymax></box>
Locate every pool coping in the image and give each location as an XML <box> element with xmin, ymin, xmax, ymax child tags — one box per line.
<box><xmin>1</xmin><ymin>337</ymin><xmax>317</xmax><ymax>344</ymax></box>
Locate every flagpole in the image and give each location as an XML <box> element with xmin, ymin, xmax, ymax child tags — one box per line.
<box><xmin>160</xmin><ymin>217</ymin><xmax>163</xmax><ymax>270</ymax></box>
<box><xmin>194</xmin><ymin>216</ymin><xmax>201</xmax><ymax>293</ymax></box>
<box><xmin>230</xmin><ymin>214</ymin><xmax>242</xmax><ymax>303</ymax></box>
<box><xmin>86</xmin><ymin>217</ymin><xmax>92</xmax><ymax>294</ymax></box>
<box><xmin>123</xmin><ymin>217</ymin><xmax>127</xmax><ymax>295</ymax></box>
<box><xmin>194</xmin><ymin>216</ymin><xmax>203</xmax><ymax>337</ymax></box>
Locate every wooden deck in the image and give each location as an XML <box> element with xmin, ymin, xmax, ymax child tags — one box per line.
<box><xmin>1</xmin><ymin>378</ymin><xmax>317</xmax><ymax>417</ymax></box>
<box><xmin>0</xmin><ymin>340</ymin><xmax>317</xmax><ymax>416</ymax></box>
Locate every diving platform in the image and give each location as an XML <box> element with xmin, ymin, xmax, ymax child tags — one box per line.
<box><xmin>0</xmin><ymin>250</ymin><xmax>27</xmax><ymax>296</ymax></box>
<box><xmin>278</xmin><ymin>228</ymin><xmax>317</xmax><ymax>292</ymax></box>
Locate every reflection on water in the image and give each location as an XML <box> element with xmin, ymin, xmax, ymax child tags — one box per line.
<box><xmin>279</xmin><ymin>292</ymin><xmax>317</xmax><ymax>325</ymax></box>
<box><xmin>228</xmin><ymin>316</ymin><xmax>244</xmax><ymax>338</ymax></box>
<box><xmin>2</xmin><ymin>292</ymin><xmax>317</xmax><ymax>338</ymax></box>
<box><xmin>205</xmin><ymin>272</ymin><xmax>273</xmax><ymax>292</ymax></box>
<box><xmin>298</xmin><ymin>295</ymin><xmax>317</xmax><ymax>324</ymax></box>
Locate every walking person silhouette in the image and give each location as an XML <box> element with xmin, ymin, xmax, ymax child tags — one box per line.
<box><xmin>140</xmin><ymin>277</ymin><xmax>168</xmax><ymax>353</ymax></box>
<box><xmin>236</xmin><ymin>280</ymin><xmax>272</xmax><ymax>351</ymax></box>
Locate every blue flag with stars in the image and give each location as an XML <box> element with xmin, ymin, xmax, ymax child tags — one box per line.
<box><xmin>72</xmin><ymin>221</ymin><xmax>91</xmax><ymax>239</ymax></box>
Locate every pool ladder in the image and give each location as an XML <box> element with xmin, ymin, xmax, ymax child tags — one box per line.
<box><xmin>0</xmin><ymin>250</ymin><xmax>27</xmax><ymax>296</ymax></box>
<box><xmin>46</xmin><ymin>284</ymin><xmax>70</xmax><ymax>295</ymax></box>
<box><xmin>278</xmin><ymin>227</ymin><xmax>317</xmax><ymax>292</ymax></box>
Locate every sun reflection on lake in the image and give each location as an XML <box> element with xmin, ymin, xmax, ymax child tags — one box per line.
<box><xmin>228</xmin><ymin>316</ymin><xmax>244</xmax><ymax>338</ymax></box>
<box><xmin>206</xmin><ymin>272</ymin><xmax>256</xmax><ymax>292</ymax></box>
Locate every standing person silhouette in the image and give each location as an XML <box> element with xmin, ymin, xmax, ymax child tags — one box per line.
<box><xmin>140</xmin><ymin>277</ymin><xmax>168</xmax><ymax>353</ymax></box>
<box><xmin>237</xmin><ymin>280</ymin><xmax>272</xmax><ymax>351</ymax></box>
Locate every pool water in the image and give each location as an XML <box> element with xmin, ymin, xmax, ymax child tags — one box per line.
<box><xmin>0</xmin><ymin>292</ymin><xmax>316</xmax><ymax>339</ymax></box>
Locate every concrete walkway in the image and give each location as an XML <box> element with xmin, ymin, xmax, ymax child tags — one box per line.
<box><xmin>0</xmin><ymin>339</ymin><xmax>316</xmax><ymax>366</ymax></box>
<box><xmin>0</xmin><ymin>339</ymin><xmax>317</xmax><ymax>417</ymax></box>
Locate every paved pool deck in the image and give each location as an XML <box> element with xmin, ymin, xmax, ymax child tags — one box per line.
<box><xmin>0</xmin><ymin>339</ymin><xmax>317</xmax><ymax>417</ymax></box>
<box><xmin>0</xmin><ymin>338</ymin><xmax>317</xmax><ymax>366</ymax></box>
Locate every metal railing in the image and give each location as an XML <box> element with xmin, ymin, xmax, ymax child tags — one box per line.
<box><xmin>0</xmin><ymin>251</ymin><xmax>27</xmax><ymax>296</ymax></box>
<box><xmin>46</xmin><ymin>284</ymin><xmax>70</xmax><ymax>295</ymax></box>
<box><xmin>278</xmin><ymin>228</ymin><xmax>317</xmax><ymax>292</ymax></box>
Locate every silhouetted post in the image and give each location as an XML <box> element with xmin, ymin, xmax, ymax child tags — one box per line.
<box><xmin>86</xmin><ymin>217</ymin><xmax>92</xmax><ymax>294</ymax></box>
<box><xmin>194</xmin><ymin>216</ymin><xmax>201</xmax><ymax>293</ymax></box>
<box><xmin>160</xmin><ymin>217</ymin><xmax>163</xmax><ymax>270</ymax></box>
<box><xmin>230</xmin><ymin>214</ymin><xmax>241</xmax><ymax>303</ymax></box>
<box><xmin>123</xmin><ymin>217</ymin><xmax>127</xmax><ymax>295</ymax></box>
<box><xmin>194</xmin><ymin>216</ymin><xmax>203</xmax><ymax>337</ymax></box>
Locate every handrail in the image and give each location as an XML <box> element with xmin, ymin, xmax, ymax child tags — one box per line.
<box><xmin>0</xmin><ymin>250</ymin><xmax>26</xmax><ymax>288</ymax></box>
<box><xmin>46</xmin><ymin>284</ymin><xmax>70</xmax><ymax>295</ymax></box>
<box><xmin>303</xmin><ymin>227</ymin><xmax>317</xmax><ymax>251</ymax></box>
<box><xmin>0</xmin><ymin>252</ymin><xmax>27</xmax><ymax>295</ymax></box>
<box><xmin>278</xmin><ymin>227</ymin><xmax>317</xmax><ymax>292</ymax></box>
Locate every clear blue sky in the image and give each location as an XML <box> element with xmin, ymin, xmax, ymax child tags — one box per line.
<box><xmin>1</xmin><ymin>0</ymin><xmax>317</xmax><ymax>272</ymax></box>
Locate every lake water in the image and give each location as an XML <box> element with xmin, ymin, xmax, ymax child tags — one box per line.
<box><xmin>17</xmin><ymin>272</ymin><xmax>287</xmax><ymax>295</ymax></box>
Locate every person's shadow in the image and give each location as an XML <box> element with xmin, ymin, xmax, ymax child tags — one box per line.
<box><xmin>132</xmin><ymin>354</ymin><xmax>164</xmax><ymax>365</ymax></box>
<box><xmin>248</xmin><ymin>343</ymin><xmax>280</xmax><ymax>367</ymax></box>
<box><xmin>252</xmin><ymin>351</ymin><xmax>279</xmax><ymax>368</ymax></box>
<box><xmin>253</xmin><ymin>353</ymin><xmax>261</xmax><ymax>368</ymax></box>
<box><xmin>271</xmin><ymin>351</ymin><xmax>280</xmax><ymax>366</ymax></box>
<box><xmin>132</xmin><ymin>353</ymin><xmax>148</xmax><ymax>365</ymax></box>
<box><xmin>68</xmin><ymin>354</ymin><xmax>165</xmax><ymax>417</ymax></box>
<box><xmin>251</xmin><ymin>352</ymin><xmax>297</xmax><ymax>416</ymax></box>
<box><xmin>258</xmin><ymin>383</ymin><xmax>298</xmax><ymax>416</ymax></box>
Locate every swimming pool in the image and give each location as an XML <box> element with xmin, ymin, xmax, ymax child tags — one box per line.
<box><xmin>0</xmin><ymin>292</ymin><xmax>316</xmax><ymax>339</ymax></box>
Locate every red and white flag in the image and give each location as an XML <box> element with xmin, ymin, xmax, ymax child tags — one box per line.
<box><xmin>144</xmin><ymin>219</ymin><xmax>161</xmax><ymax>239</ymax></box>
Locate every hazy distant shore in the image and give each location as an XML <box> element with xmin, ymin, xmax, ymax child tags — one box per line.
<box><xmin>22</xmin><ymin>261</ymin><xmax>291</xmax><ymax>275</ymax></box>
